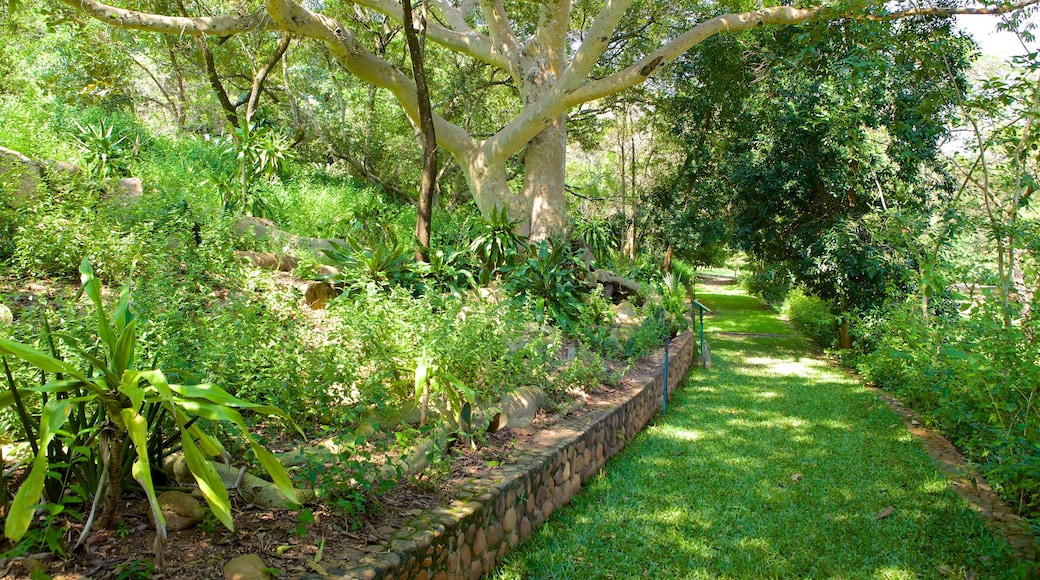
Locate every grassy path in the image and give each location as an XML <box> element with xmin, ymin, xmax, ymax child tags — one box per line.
<box><xmin>492</xmin><ymin>283</ymin><xmax>1020</xmax><ymax>579</ymax></box>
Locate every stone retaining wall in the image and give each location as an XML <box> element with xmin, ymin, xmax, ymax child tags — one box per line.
<box><xmin>318</xmin><ymin>330</ymin><xmax>698</xmax><ymax>580</ymax></box>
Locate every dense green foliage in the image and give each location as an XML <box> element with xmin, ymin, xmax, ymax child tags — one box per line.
<box><xmin>2</xmin><ymin>0</ymin><xmax>1039</xmax><ymax>571</ymax></box>
<box><xmin>0</xmin><ymin>53</ymin><xmax>682</xmax><ymax>562</ymax></box>
<box><xmin>647</xmin><ymin>8</ymin><xmax>1040</xmax><ymax>533</ymax></box>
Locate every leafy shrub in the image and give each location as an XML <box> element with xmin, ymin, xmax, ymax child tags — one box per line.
<box><xmin>623</xmin><ymin>304</ymin><xmax>676</xmax><ymax>358</ymax></box>
<box><xmin>0</xmin><ymin>180</ymin><xmax>22</xmax><ymax>262</ymax></box>
<box><xmin>503</xmin><ymin>240</ymin><xmax>588</xmax><ymax>331</ymax></box>
<box><xmin>322</xmin><ymin>235</ymin><xmax>421</xmax><ymax>296</ymax></box>
<box><xmin>470</xmin><ymin>206</ymin><xmax>526</xmax><ymax>284</ymax></box>
<box><xmin>783</xmin><ymin>287</ymin><xmax>838</xmax><ymax>348</ymax></box>
<box><xmin>416</xmin><ymin>246</ymin><xmax>477</xmax><ymax>294</ymax></box>
<box><xmin>573</xmin><ymin>215</ymin><xmax>617</xmax><ymax>265</ymax></box>
<box><xmin>670</xmin><ymin>258</ymin><xmax>696</xmax><ymax>286</ymax></box>
<box><xmin>0</xmin><ymin>261</ymin><xmax>297</xmax><ymax>558</ymax></box>
<box><xmin>660</xmin><ymin>270</ymin><xmax>692</xmax><ymax>333</ymax></box>
<box><xmin>740</xmin><ymin>260</ymin><xmax>791</xmax><ymax>305</ymax></box>
<box><xmin>554</xmin><ymin>343</ymin><xmax>607</xmax><ymax>397</ymax></box>
<box><xmin>850</xmin><ymin>298</ymin><xmax>1040</xmax><ymax>521</ymax></box>
<box><xmin>72</xmin><ymin>118</ymin><xmax>135</xmax><ymax>178</ymax></box>
<box><xmin>11</xmin><ymin>179</ymin><xmax>140</xmax><ymax>282</ymax></box>
<box><xmin>218</xmin><ymin>122</ymin><xmax>296</xmax><ymax>215</ymax></box>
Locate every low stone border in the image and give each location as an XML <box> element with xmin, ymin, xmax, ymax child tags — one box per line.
<box><xmin>310</xmin><ymin>330</ymin><xmax>697</xmax><ymax>580</ymax></box>
<box><xmin>871</xmin><ymin>387</ymin><xmax>1039</xmax><ymax>563</ymax></box>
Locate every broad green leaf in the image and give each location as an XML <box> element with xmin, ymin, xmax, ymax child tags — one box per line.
<box><xmin>173</xmin><ymin>399</ymin><xmax>248</xmax><ymax>425</ymax></box>
<box><xmin>23</xmin><ymin>379</ymin><xmax>81</xmax><ymax>395</ymax></box>
<box><xmin>0</xmin><ymin>337</ymin><xmax>85</xmax><ymax>380</ymax></box>
<box><xmin>113</xmin><ymin>319</ymin><xmax>137</xmax><ymax>376</ymax></box>
<box><xmin>180</xmin><ymin>430</ymin><xmax>234</xmax><ymax>531</ymax></box>
<box><xmin>136</xmin><ymin>369</ymin><xmax>174</xmax><ymax>400</ymax></box>
<box><xmin>169</xmin><ymin>383</ymin><xmax>288</xmax><ymax>416</ymax></box>
<box><xmin>112</xmin><ymin>282</ymin><xmax>134</xmax><ymax>332</ymax></box>
<box><xmin>5</xmin><ymin>399</ymin><xmax>71</xmax><ymax>541</ymax></box>
<box><xmin>175</xmin><ymin>402</ymin><xmax>298</xmax><ymax>507</ymax></box>
<box><xmin>414</xmin><ymin>354</ymin><xmax>430</xmax><ymax>408</ymax></box>
<box><xmin>244</xmin><ymin>436</ymin><xmax>299</xmax><ymax>507</ymax></box>
<box><xmin>120</xmin><ymin>371</ymin><xmax>147</xmax><ymax>413</ymax></box>
<box><xmin>188</xmin><ymin>425</ymin><xmax>226</xmax><ymax>458</ymax></box>
<box><xmin>443</xmin><ymin>370</ymin><xmax>474</xmax><ymax>405</ymax></box>
<box><xmin>120</xmin><ymin>408</ymin><xmax>165</xmax><ymax>531</ymax></box>
<box><xmin>79</xmin><ymin>260</ymin><xmax>116</xmax><ymax>354</ymax></box>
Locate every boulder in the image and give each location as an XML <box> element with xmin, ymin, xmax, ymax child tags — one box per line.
<box><xmin>0</xmin><ymin>147</ymin><xmax>81</xmax><ymax>206</ymax></box>
<box><xmin>487</xmin><ymin>386</ymin><xmax>546</xmax><ymax>432</ymax></box>
<box><xmin>223</xmin><ymin>554</ymin><xmax>271</xmax><ymax>580</ymax></box>
<box><xmin>0</xmin><ymin>304</ymin><xmax>12</xmax><ymax>332</ymax></box>
<box><xmin>613</xmin><ymin>301</ymin><xmax>638</xmax><ymax>326</ymax></box>
<box><xmin>303</xmin><ymin>281</ymin><xmax>336</xmax><ymax>310</ymax></box>
<box><xmin>0</xmin><ymin>146</ymin><xmax>43</xmax><ymax>205</ymax></box>
<box><xmin>116</xmin><ymin>177</ymin><xmax>143</xmax><ymax>199</ymax></box>
<box><xmin>157</xmin><ymin>490</ymin><xmax>206</xmax><ymax>532</ymax></box>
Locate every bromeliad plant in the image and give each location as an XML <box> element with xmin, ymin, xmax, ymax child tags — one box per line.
<box><xmin>503</xmin><ymin>240</ymin><xmax>589</xmax><ymax>331</ymax></box>
<box><xmin>0</xmin><ymin>260</ymin><xmax>298</xmax><ymax>563</ymax></box>
<box><xmin>469</xmin><ymin>206</ymin><xmax>526</xmax><ymax>284</ymax></box>
<box><xmin>72</xmin><ymin>119</ymin><xmax>133</xmax><ymax>178</ymax></box>
<box><xmin>322</xmin><ymin>235</ymin><xmax>421</xmax><ymax>296</ymax></box>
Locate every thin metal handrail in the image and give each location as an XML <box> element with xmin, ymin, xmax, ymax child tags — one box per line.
<box><xmin>690</xmin><ymin>298</ymin><xmax>711</xmax><ymax>368</ymax></box>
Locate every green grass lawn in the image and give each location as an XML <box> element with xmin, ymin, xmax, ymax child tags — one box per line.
<box><xmin>492</xmin><ymin>289</ymin><xmax>1022</xmax><ymax>579</ymax></box>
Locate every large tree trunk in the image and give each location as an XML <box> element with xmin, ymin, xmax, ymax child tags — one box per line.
<box><xmin>463</xmin><ymin>156</ymin><xmax>523</xmax><ymax>224</ymax></box>
<box><xmin>523</xmin><ymin>116</ymin><xmax>568</xmax><ymax>241</ymax></box>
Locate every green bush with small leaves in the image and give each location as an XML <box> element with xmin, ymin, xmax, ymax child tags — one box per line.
<box><xmin>782</xmin><ymin>287</ymin><xmax>838</xmax><ymax>348</ymax></box>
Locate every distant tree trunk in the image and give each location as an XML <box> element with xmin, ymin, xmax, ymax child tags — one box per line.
<box><xmin>165</xmin><ymin>40</ymin><xmax>188</xmax><ymax>129</ymax></box>
<box><xmin>838</xmin><ymin>317</ymin><xmax>852</xmax><ymax>349</ymax></box>
<box><xmin>403</xmin><ymin>0</ymin><xmax>437</xmax><ymax>260</ymax></box>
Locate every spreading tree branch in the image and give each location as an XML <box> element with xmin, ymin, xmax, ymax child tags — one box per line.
<box><xmin>60</xmin><ymin>0</ymin><xmax>269</xmax><ymax>35</ymax></box>
<box><xmin>246</xmin><ymin>32</ymin><xmax>292</xmax><ymax>122</ymax></box>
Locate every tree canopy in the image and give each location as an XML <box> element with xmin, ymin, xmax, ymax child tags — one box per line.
<box><xmin>34</xmin><ymin>0</ymin><xmax>1040</xmax><ymax>238</ymax></box>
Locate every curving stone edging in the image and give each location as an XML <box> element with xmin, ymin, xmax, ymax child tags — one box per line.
<box><xmin>310</xmin><ymin>330</ymin><xmax>697</xmax><ymax>580</ymax></box>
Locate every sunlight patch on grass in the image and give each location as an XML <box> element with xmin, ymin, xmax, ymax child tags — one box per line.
<box><xmin>745</xmin><ymin>355</ymin><xmax>828</xmax><ymax>377</ymax></box>
<box><xmin>659</xmin><ymin>425</ymin><xmax>703</xmax><ymax>442</ymax></box>
<box><xmin>874</xmin><ymin>566</ymin><xmax>918</xmax><ymax>580</ymax></box>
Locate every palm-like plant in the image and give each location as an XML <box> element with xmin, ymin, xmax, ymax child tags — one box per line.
<box><xmin>322</xmin><ymin>236</ymin><xmax>421</xmax><ymax>295</ymax></box>
<box><xmin>73</xmin><ymin>120</ymin><xmax>131</xmax><ymax>178</ymax></box>
<box><xmin>469</xmin><ymin>206</ymin><xmax>526</xmax><ymax>284</ymax></box>
<box><xmin>0</xmin><ymin>261</ymin><xmax>298</xmax><ymax>563</ymax></box>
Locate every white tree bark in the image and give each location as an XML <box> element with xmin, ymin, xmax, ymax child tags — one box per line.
<box><xmin>58</xmin><ymin>0</ymin><xmax>1040</xmax><ymax>240</ymax></box>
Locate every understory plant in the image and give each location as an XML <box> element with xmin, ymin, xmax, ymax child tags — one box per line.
<box><xmin>322</xmin><ymin>234</ymin><xmax>421</xmax><ymax>296</ymax></box>
<box><xmin>783</xmin><ymin>287</ymin><xmax>838</xmax><ymax>348</ymax></box>
<box><xmin>470</xmin><ymin>206</ymin><xmax>526</xmax><ymax>284</ymax></box>
<box><xmin>0</xmin><ymin>260</ymin><xmax>298</xmax><ymax>563</ymax></box>
<box><xmin>503</xmin><ymin>240</ymin><xmax>589</xmax><ymax>331</ymax></box>
<box><xmin>72</xmin><ymin>118</ymin><xmax>134</xmax><ymax>179</ymax></box>
<box><xmin>851</xmin><ymin>297</ymin><xmax>1040</xmax><ymax>520</ymax></box>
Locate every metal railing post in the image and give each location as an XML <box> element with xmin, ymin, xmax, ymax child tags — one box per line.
<box><xmin>663</xmin><ymin>336</ymin><xmax>669</xmax><ymax>414</ymax></box>
<box><xmin>690</xmin><ymin>298</ymin><xmax>712</xmax><ymax>368</ymax></box>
